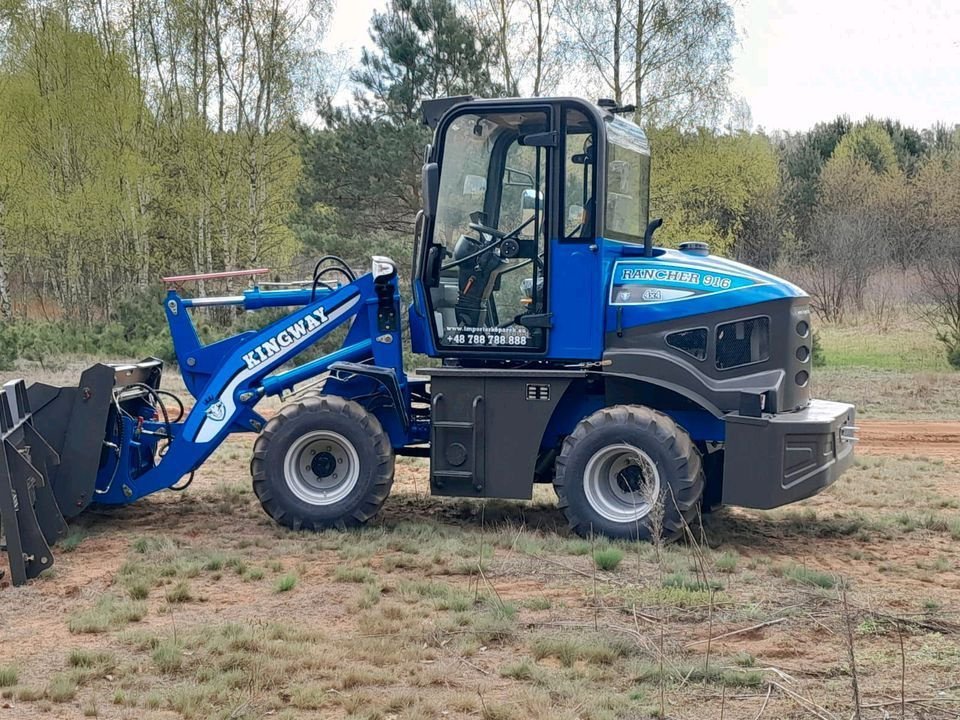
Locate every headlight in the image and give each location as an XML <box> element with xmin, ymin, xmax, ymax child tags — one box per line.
<box><xmin>371</xmin><ymin>256</ymin><xmax>397</xmax><ymax>280</ymax></box>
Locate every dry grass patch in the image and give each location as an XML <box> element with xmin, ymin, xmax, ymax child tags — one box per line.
<box><xmin>68</xmin><ymin>595</ymin><xmax>147</xmax><ymax>634</ymax></box>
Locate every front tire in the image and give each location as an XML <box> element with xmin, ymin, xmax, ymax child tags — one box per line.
<box><xmin>251</xmin><ymin>395</ymin><xmax>394</xmax><ymax>531</ymax></box>
<box><xmin>554</xmin><ymin>405</ymin><xmax>704</xmax><ymax>541</ymax></box>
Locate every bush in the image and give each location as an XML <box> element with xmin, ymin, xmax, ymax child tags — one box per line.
<box><xmin>947</xmin><ymin>343</ymin><xmax>960</xmax><ymax>370</ymax></box>
<box><xmin>593</xmin><ymin>547</ymin><xmax>624</xmax><ymax>571</ymax></box>
<box><xmin>812</xmin><ymin>330</ymin><xmax>826</xmax><ymax>367</ymax></box>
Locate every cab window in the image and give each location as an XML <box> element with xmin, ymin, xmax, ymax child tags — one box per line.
<box><xmin>563</xmin><ymin>109</ymin><xmax>597</xmax><ymax>239</ymax></box>
<box><xmin>428</xmin><ymin>110</ymin><xmax>550</xmax><ymax>352</ymax></box>
<box><xmin>604</xmin><ymin>117</ymin><xmax>651</xmax><ymax>243</ymax></box>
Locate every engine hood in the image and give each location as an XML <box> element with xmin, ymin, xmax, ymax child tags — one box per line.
<box><xmin>606</xmin><ymin>247</ymin><xmax>807</xmax><ymax>328</ymax></box>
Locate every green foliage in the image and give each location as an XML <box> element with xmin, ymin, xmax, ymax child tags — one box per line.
<box><xmin>780</xmin><ymin>564</ymin><xmax>837</xmax><ymax>589</ymax></box>
<box><xmin>0</xmin><ymin>4</ymin><xmax>302</xmax><ymax>328</ymax></box>
<box><xmin>812</xmin><ymin>330</ymin><xmax>826</xmax><ymax>367</ymax></box>
<box><xmin>275</xmin><ymin>573</ymin><xmax>298</xmax><ymax>593</ymax></box>
<box><xmin>593</xmin><ymin>547</ymin><xmax>625</xmax><ymax>571</ymax></box>
<box><xmin>351</xmin><ymin>0</ymin><xmax>504</xmax><ymax>122</ymax></box>
<box><xmin>650</xmin><ymin>127</ymin><xmax>780</xmax><ymax>255</ymax></box>
<box><xmin>832</xmin><ymin>122</ymin><xmax>899</xmax><ymax>175</ymax></box>
<box><xmin>947</xmin><ymin>345</ymin><xmax>960</xmax><ymax>370</ymax></box>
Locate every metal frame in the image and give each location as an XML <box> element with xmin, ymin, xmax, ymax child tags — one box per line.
<box><xmin>0</xmin><ymin>380</ymin><xmax>66</xmax><ymax>586</ymax></box>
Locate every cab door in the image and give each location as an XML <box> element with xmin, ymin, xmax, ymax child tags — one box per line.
<box><xmin>544</xmin><ymin>106</ymin><xmax>604</xmax><ymax>361</ymax></box>
<box><xmin>415</xmin><ymin>104</ymin><xmax>555</xmax><ymax>358</ymax></box>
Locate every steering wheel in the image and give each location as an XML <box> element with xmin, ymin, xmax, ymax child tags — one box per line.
<box><xmin>440</xmin><ymin>217</ymin><xmax>532</xmax><ymax>272</ymax></box>
<box><xmin>468</xmin><ymin>222</ymin><xmax>506</xmax><ymax>239</ymax></box>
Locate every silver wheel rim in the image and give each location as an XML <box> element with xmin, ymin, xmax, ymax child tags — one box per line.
<box><xmin>582</xmin><ymin>443</ymin><xmax>661</xmax><ymax>524</ymax></box>
<box><xmin>283</xmin><ymin>430</ymin><xmax>360</xmax><ymax>506</ymax></box>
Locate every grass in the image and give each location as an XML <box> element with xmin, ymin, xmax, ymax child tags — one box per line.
<box><xmin>714</xmin><ymin>550</ymin><xmax>739</xmax><ymax>573</ymax></box>
<box><xmin>499</xmin><ymin>658</ymin><xmax>538</xmax><ymax>680</ymax></box>
<box><xmin>0</xmin><ymin>667</ymin><xmax>17</xmax><ymax>688</ymax></box>
<box><xmin>60</xmin><ymin>526</ymin><xmax>89</xmax><ymax>553</ymax></box>
<box><xmin>275</xmin><ymin>573</ymin><xmax>298</xmax><ymax>592</ymax></box>
<box><xmin>593</xmin><ymin>546</ymin><xmax>625</xmax><ymax>571</ymax></box>
<box><xmin>530</xmin><ymin>632</ymin><xmax>635</xmax><ymax>667</ymax></box>
<box><xmin>632</xmin><ymin>660</ymin><xmax>764</xmax><ymax>688</ymax></box>
<box><xmin>151</xmin><ymin>641</ymin><xmax>184</xmax><ymax>674</ymax></box>
<box><xmin>165</xmin><ymin>581</ymin><xmax>194</xmax><ymax>603</ymax></box>
<box><xmin>779</xmin><ymin>563</ymin><xmax>837</xmax><ymax>589</ymax></box>
<box><xmin>45</xmin><ymin>673</ymin><xmax>78</xmax><ymax>702</ymax></box>
<box><xmin>818</xmin><ymin>319</ymin><xmax>947</xmax><ymax>371</ymax></box>
<box><xmin>333</xmin><ymin>565</ymin><xmax>376</xmax><ymax>583</ymax></box>
<box><xmin>67</xmin><ymin>649</ymin><xmax>113</xmax><ymax>670</ymax></box>
<box><xmin>68</xmin><ymin>595</ymin><xmax>147</xmax><ymax>634</ymax></box>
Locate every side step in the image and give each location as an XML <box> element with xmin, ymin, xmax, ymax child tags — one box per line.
<box><xmin>0</xmin><ymin>380</ymin><xmax>66</xmax><ymax>586</ymax></box>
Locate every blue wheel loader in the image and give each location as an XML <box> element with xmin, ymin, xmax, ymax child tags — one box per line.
<box><xmin>1</xmin><ymin>96</ymin><xmax>857</xmax><ymax>585</ymax></box>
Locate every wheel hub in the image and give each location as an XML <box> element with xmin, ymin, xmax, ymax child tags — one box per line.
<box><xmin>311</xmin><ymin>451</ymin><xmax>337</xmax><ymax>478</ymax></box>
<box><xmin>283</xmin><ymin>430</ymin><xmax>360</xmax><ymax>506</ymax></box>
<box><xmin>583</xmin><ymin>444</ymin><xmax>661</xmax><ymax>524</ymax></box>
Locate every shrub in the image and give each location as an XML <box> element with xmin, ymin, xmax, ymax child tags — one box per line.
<box><xmin>812</xmin><ymin>330</ymin><xmax>826</xmax><ymax>367</ymax></box>
<box><xmin>275</xmin><ymin>574</ymin><xmax>298</xmax><ymax>593</ymax></box>
<box><xmin>593</xmin><ymin>547</ymin><xmax>625</xmax><ymax>571</ymax></box>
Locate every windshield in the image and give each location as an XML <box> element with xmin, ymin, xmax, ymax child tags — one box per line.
<box><xmin>604</xmin><ymin>117</ymin><xmax>651</xmax><ymax>243</ymax></box>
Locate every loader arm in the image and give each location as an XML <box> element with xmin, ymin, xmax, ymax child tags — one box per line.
<box><xmin>95</xmin><ymin>277</ymin><xmax>396</xmax><ymax>505</ymax></box>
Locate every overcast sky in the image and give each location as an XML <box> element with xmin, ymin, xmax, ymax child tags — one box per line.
<box><xmin>321</xmin><ymin>0</ymin><xmax>960</xmax><ymax>132</ymax></box>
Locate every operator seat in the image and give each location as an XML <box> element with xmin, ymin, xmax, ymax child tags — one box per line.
<box><xmin>452</xmin><ymin>231</ymin><xmax>509</xmax><ymax>327</ymax></box>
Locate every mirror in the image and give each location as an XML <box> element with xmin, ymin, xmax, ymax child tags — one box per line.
<box><xmin>462</xmin><ymin>174</ymin><xmax>486</xmax><ymax>196</ymax></box>
<box><xmin>505</xmin><ymin>167</ymin><xmax>534</xmax><ymax>188</ymax></box>
<box><xmin>422</xmin><ymin>162</ymin><xmax>439</xmax><ymax>219</ymax></box>
<box><xmin>520</xmin><ymin>189</ymin><xmax>542</xmax><ymax>235</ymax></box>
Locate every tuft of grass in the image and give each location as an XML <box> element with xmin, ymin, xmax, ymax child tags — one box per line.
<box><xmin>67</xmin><ymin>649</ymin><xmax>113</xmax><ymax>670</ymax></box>
<box><xmin>45</xmin><ymin>673</ymin><xmax>78</xmax><ymax>703</ymax></box>
<box><xmin>531</xmin><ymin>632</ymin><xmax>635</xmax><ymax>667</ymax></box>
<box><xmin>68</xmin><ymin>596</ymin><xmax>146</xmax><ymax>634</ymax></box>
<box><xmin>780</xmin><ymin>564</ymin><xmax>837</xmax><ymax>589</ymax></box>
<box><xmin>165</xmin><ymin>581</ymin><xmax>193</xmax><ymax>604</ymax></box>
<box><xmin>661</xmin><ymin>572</ymin><xmax>722</xmax><ymax>592</ymax></box>
<box><xmin>290</xmin><ymin>684</ymin><xmax>334</xmax><ymax>710</ymax></box>
<box><xmin>333</xmin><ymin>565</ymin><xmax>375</xmax><ymax>584</ymax></box>
<box><xmin>275</xmin><ymin>573</ymin><xmax>298</xmax><ymax>593</ymax></box>
<box><xmin>151</xmin><ymin>641</ymin><xmax>184</xmax><ymax>674</ymax></box>
<box><xmin>633</xmin><ymin>660</ymin><xmax>763</xmax><ymax>688</ymax></box>
<box><xmin>521</xmin><ymin>596</ymin><xmax>552</xmax><ymax>611</ymax></box>
<box><xmin>500</xmin><ymin>658</ymin><xmax>537</xmax><ymax>680</ymax></box>
<box><xmin>732</xmin><ymin>651</ymin><xmax>756</xmax><ymax>668</ymax></box>
<box><xmin>714</xmin><ymin>550</ymin><xmax>739</xmax><ymax>573</ymax></box>
<box><xmin>0</xmin><ymin>667</ymin><xmax>17</xmax><ymax>688</ymax></box>
<box><xmin>594</xmin><ymin>546</ymin><xmax>625</xmax><ymax>571</ymax></box>
<box><xmin>127</xmin><ymin>581</ymin><xmax>150</xmax><ymax>600</ymax></box>
<box><xmin>949</xmin><ymin>518</ymin><xmax>960</xmax><ymax>541</ymax></box>
<box><xmin>15</xmin><ymin>686</ymin><xmax>43</xmax><ymax>701</ymax></box>
<box><xmin>60</xmin><ymin>527</ymin><xmax>89</xmax><ymax>553</ymax></box>
<box><xmin>244</xmin><ymin>566</ymin><xmax>265</xmax><ymax>581</ymax></box>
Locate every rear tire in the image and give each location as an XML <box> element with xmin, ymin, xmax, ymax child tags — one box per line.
<box><xmin>251</xmin><ymin>395</ymin><xmax>394</xmax><ymax>531</ymax></box>
<box><xmin>554</xmin><ymin>405</ymin><xmax>704</xmax><ymax>541</ymax></box>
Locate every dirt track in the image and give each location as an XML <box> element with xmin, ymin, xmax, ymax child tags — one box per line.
<box><xmin>857</xmin><ymin>419</ymin><xmax>960</xmax><ymax>458</ymax></box>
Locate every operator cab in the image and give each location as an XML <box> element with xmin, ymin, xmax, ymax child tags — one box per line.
<box><xmin>412</xmin><ymin>97</ymin><xmax>652</xmax><ymax>361</ymax></box>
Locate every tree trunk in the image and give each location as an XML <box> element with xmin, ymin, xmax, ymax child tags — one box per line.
<box><xmin>0</xmin><ymin>206</ymin><xmax>11</xmax><ymax>319</ymax></box>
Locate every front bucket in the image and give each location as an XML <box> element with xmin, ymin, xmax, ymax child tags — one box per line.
<box><xmin>0</xmin><ymin>380</ymin><xmax>67</xmax><ymax>586</ymax></box>
<box><xmin>26</xmin><ymin>363</ymin><xmax>121</xmax><ymax>519</ymax></box>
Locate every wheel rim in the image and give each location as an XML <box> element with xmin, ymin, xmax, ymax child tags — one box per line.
<box><xmin>582</xmin><ymin>443</ymin><xmax>661</xmax><ymax>524</ymax></box>
<box><xmin>283</xmin><ymin>430</ymin><xmax>360</xmax><ymax>506</ymax></box>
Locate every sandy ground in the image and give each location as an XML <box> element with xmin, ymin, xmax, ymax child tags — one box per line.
<box><xmin>857</xmin><ymin>420</ymin><xmax>960</xmax><ymax>458</ymax></box>
<box><xmin>2</xmin><ymin>371</ymin><xmax>960</xmax><ymax>719</ymax></box>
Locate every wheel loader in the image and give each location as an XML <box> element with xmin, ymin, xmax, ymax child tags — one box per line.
<box><xmin>1</xmin><ymin>96</ymin><xmax>857</xmax><ymax>585</ymax></box>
